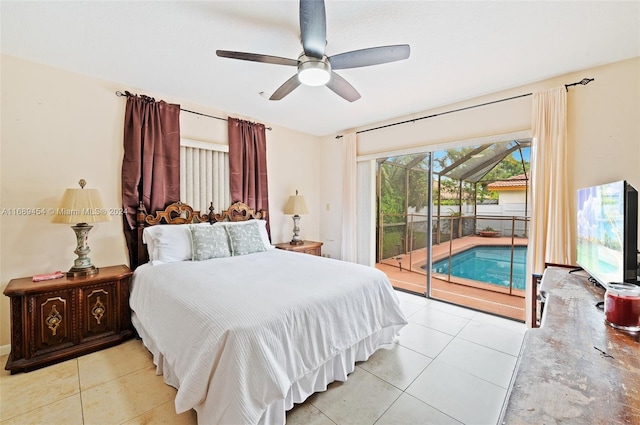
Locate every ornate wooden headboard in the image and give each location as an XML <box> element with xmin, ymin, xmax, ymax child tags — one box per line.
<box><xmin>133</xmin><ymin>201</ymin><xmax>267</xmax><ymax>269</ymax></box>
<box><xmin>211</xmin><ymin>201</ymin><xmax>266</xmax><ymax>222</ymax></box>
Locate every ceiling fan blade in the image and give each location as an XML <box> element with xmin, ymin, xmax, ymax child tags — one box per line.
<box><xmin>216</xmin><ymin>50</ymin><xmax>298</xmax><ymax>67</ymax></box>
<box><xmin>270</xmin><ymin>74</ymin><xmax>302</xmax><ymax>100</ymax></box>
<box><xmin>326</xmin><ymin>72</ymin><xmax>361</xmax><ymax>102</ymax></box>
<box><xmin>329</xmin><ymin>45</ymin><xmax>410</xmax><ymax>70</ymax></box>
<box><xmin>300</xmin><ymin>0</ymin><xmax>326</xmax><ymax>58</ymax></box>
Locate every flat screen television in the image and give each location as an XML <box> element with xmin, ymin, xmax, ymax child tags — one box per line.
<box><xmin>576</xmin><ymin>180</ymin><xmax>638</xmax><ymax>288</ymax></box>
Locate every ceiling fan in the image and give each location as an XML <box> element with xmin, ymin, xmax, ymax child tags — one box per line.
<box><xmin>216</xmin><ymin>0</ymin><xmax>410</xmax><ymax>102</ymax></box>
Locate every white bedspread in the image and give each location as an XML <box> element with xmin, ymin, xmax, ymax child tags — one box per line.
<box><xmin>130</xmin><ymin>249</ymin><xmax>407</xmax><ymax>425</ymax></box>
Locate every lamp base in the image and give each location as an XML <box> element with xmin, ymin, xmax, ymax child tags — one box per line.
<box><xmin>289</xmin><ymin>214</ymin><xmax>304</xmax><ymax>246</ymax></box>
<box><xmin>67</xmin><ymin>266</ymin><xmax>99</xmax><ymax>278</ymax></box>
<box><xmin>67</xmin><ymin>223</ymin><xmax>99</xmax><ymax>278</ymax></box>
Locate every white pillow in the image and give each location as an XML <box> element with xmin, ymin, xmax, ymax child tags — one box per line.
<box><xmin>141</xmin><ymin>227</ymin><xmax>157</xmax><ymax>261</ymax></box>
<box><xmin>214</xmin><ymin>219</ymin><xmax>273</xmax><ymax>250</ymax></box>
<box><xmin>142</xmin><ymin>223</ymin><xmax>209</xmax><ymax>264</ymax></box>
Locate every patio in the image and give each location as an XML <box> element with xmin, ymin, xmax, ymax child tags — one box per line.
<box><xmin>377</xmin><ymin>236</ymin><xmax>528</xmax><ymax>322</ymax></box>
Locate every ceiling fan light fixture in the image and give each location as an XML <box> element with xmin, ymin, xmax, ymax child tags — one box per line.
<box><xmin>297</xmin><ymin>55</ymin><xmax>331</xmax><ymax>86</ymax></box>
<box><xmin>216</xmin><ymin>2</ymin><xmax>410</xmax><ymax>101</ymax></box>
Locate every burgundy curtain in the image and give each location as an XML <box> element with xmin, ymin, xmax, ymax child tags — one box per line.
<box><xmin>121</xmin><ymin>93</ymin><xmax>181</xmax><ymax>266</ymax></box>
<box><xmin>228</xmin><ymin>117</ymin><xmax>269</xmax><ymax>229</ymax></box>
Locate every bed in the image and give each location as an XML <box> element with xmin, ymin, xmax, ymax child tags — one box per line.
<box><xmin>129</xmin><ymin>201</ymin><xmax>407</xmax><ymax>425</ymax></box>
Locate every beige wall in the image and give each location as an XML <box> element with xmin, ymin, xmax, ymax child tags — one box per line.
<box><xmin>0</xmin><ymin>54</ymin><xmax>321</xmax><ymax>349</ymax></box>
<box><xmin>318</xmin><ymin>135</ymin><xmax>343</xmax><ymax>259</ymax></box>
<box><xmin>319</xmin><ymin>57</ymin><xmax>640</xmax><ymax>265</ymax></box>
<box><xmin>318</xmin><ymin>57</ymin><xmax>639</xmax><ymax>328</ymax></box>
<box><xmin>2</xmin><ymin>54</ymin><xmax>638</xmax><ymax>347</ymax></box>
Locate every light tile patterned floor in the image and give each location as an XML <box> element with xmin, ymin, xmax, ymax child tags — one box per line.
<box><xmin>0</xmin><ymin>290</ymin><xmax>526</xmax><ymax>425</ymax></box>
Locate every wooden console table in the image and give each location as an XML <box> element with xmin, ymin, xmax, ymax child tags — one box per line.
<box><xmin>500</xmin><ymin>266</ymin><xmax>640</xmax><ymax>423</ymax></box>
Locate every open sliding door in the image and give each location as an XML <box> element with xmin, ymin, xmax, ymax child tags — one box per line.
<box><xmin>375</xmin><ymin>139</ymin><xmax>530</xmax><ymax>321</ymax></box>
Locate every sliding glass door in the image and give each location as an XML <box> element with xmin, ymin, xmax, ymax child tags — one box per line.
<box><xmin>376</xmin><ymin>154</ymin><xmax>431</xmax><ymax>294</ymax></box>
<box><xmin>375</xmin><ymin>139</ymin><xmax>531</xmax><ymax>321</ymax></box>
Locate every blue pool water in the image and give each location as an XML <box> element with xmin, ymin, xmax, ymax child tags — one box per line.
<box><xmin>431</xmin><ymin>246</ymin><xmax>527</xmax><ymax>290</ymax></box>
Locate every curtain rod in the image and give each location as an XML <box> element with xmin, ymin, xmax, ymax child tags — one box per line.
<box><xmin>115</xmin><ymin>91</ymin><xmax>272</xmax><ymax>131</ymax></box>
<box><xmin>335</xmin><ymin>77</ymin><xmax>594</xmax><ymax>139</ymax></box>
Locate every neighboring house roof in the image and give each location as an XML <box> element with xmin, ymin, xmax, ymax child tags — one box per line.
<box><xmin>487</xmin><ymin>174</ymin><xmax>529</xmax><ymax>191</ymax></box>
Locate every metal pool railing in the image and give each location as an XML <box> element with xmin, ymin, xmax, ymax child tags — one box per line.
<box><xmin>379</xmin><ymin>213</ymin><xmax>530</xmax><ymax>296</ymax></box>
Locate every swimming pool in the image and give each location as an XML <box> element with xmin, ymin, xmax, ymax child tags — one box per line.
<box><xmin>431</xmin><ymin>245</ymin><xmax>527</xmax><ymax>290</ymax></box>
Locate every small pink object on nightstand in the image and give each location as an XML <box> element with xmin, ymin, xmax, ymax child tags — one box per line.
<box><xmin>32</xmin><ymin>271</ymin><xmax>64</xmax><ymax>282</ymax></box>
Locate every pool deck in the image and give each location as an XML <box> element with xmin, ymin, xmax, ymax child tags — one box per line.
<box><xmin>377</xmin><ymin>235</ymin><xmax>528</xmax><ymax>321</ymax></box>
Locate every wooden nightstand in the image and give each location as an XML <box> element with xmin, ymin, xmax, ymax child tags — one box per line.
<box><xmin>3</xmin><ymin>265</ymin><xmax>133</xmax><ymax>374</ymax></box>
<box><xmin>275</xmin><ymin>240</ymin><xmax>323</xmax><ymax>256</ymax></box>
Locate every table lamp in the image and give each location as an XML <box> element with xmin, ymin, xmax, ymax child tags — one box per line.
<box><xmin>51</xmin><ymin>179</ymin><xmax>111</xmax><ymax>277</ymax></box>
<box><xmin>283</xmin><ymin>190</ymin><xmax>309</xmax><ymax>245</ymax></box>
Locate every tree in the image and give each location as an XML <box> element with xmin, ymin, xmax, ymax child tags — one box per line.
<box><xmin>433</xmin><ymin>143</ymin><xmax>530</xmax><ymax>204</ymax></box>
<box><xmin>379</xmin><ymin>142</ymin><xmax>530</xmax><ymax>218</ymax></box>
<box><xmin>379</xmin><ymin>161</ymin><xmax>405</xmax><ymax>224</ymax></box>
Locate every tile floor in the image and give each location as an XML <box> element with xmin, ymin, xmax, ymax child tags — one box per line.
<box><xmin>0</xmin><ymin>290</ymin><xmax>526</xmax><ymax>425</ymax></box>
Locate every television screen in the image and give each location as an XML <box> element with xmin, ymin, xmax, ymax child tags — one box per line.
<box><xmin>576</xmin><ymin>180</ymin><xmax>638</xmax><ymax>287</ymax></box>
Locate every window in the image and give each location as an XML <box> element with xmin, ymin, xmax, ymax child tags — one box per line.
<box><xmin>180</xmin><ymin>138</ymin><xmax>230</xmax><ymax>213</ymax></box>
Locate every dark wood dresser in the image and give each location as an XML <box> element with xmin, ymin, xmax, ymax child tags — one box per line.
<box><xmin>500</xmin><ymin>266</ymin><xmax>640</xmax><ymax>423</ymax></box>
<box><xmin>3</xmin><ymin>265</ymin><xmax>133</xmax><ymax>373</ymax></box>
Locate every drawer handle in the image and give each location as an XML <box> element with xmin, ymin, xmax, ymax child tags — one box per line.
<box><xmin>45</xmin><ymin>305</ymin><xmax>63</xmax><ymax>336</ymax></box>
<box><xmin>92</xmin><ymin>297</ymin><xmax>106</xmax><ymax>325</ymax></box>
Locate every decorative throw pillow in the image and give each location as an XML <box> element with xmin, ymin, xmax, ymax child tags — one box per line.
<box><xmin>215</xmin><ymin>219</ymin><xmax>274</xmax><ymax>250</ymax></box>
<box><xmin>190</xmin><ymin>224</ymin><xmax>232</xmax><ymax>261</ymax></box>
<box><xmin>225</xmin><ymin>221</ymin><xmax>267</xmax><ymax>256</ymax></box>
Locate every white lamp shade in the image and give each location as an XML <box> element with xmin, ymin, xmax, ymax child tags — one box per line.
<box><xmin>284</xmin><ymin>194</ymin><xmax>309</xmax><ymax>215</ymax></box>
<box><xmin>51</xmin><ymin>188</ymin><xmax>111</xmax><ymax>224</ymax></box>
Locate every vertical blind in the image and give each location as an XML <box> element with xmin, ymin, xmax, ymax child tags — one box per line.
<box><xmin>180</xmin><ymin>139</ymin><xmax>230</xmax><ymax>213</ymax></box>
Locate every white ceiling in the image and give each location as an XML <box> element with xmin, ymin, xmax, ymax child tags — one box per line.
<box><xmin>1</xmin><ymin>1</ymin><xmax>639</xmax><ymax>136</ymax></box>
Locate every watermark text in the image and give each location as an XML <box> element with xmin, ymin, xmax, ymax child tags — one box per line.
<box><xmin>1</xmin><ymin>207</ymin><xmax>126</xmax><ymax>216</ymax></box>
